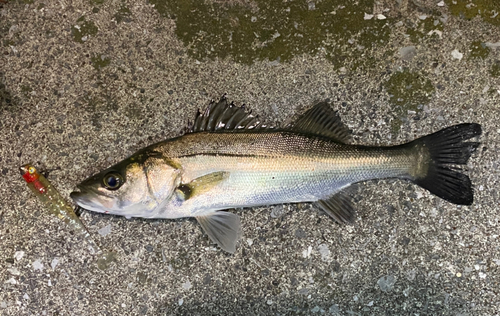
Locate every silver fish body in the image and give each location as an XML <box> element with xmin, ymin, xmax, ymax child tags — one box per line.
<box><xmin>71</xmin><ymin>99</ymin><xmax>481</xmax><ymax>252</ymax></box>
<box><xmin>150</xmin><ymin>132</ymin><xmax>417</xmax><ymax>218</ymax></box>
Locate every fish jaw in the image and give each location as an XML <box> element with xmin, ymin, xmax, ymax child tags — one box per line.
<box><xmin>70</xmin><ymin>186</ymin><xmax>116</xmax><ymax>214</ymax></box>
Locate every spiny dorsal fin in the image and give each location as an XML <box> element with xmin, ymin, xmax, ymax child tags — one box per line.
<box><xmin>315</xmin><ymin>189</ymin><xmax>356</xmax><ymax>224</ymax></box>
<box><xmin>290</xmin><ymin>101</ymin><xmax>351</xmax><ymax>143</ymax></box>
<box><xmin>187</xmin><ymin>96</ymin><xmax>271</xmax><ymax>133</ymax></box>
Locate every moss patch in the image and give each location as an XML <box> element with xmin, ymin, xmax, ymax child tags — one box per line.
<box><xmin>97</xmin><ymin>251</ymin><xmax>117</xmax><ymax>270</ymax></box>
<box><xmin>114</xmin><ymin>5</ymin><xmax>131</xmax><ymax>23</ymax></box>
<box><xmin>385</xmin><ymin>70</ymin><xmax>435</xmax><ymax>109</ymax></box>
<box><xmin>91</xmin><ymin>55</ymin><xmax>111</xmax><ymax>70</ymax></box>
<box><xmin>490</xmin><ymin>61</ymin><xmax>500</xmax><ymax>77</ymax></box>
<box><xmin>406</xmin><ymin>16</ymin><xmax>444</xmax><ymax>43</ymax></box>
<box><xmin>446</xmin><ymin>0</ymin><xmax>500</xmax><ymax>26</ymax></box>
<box><xmin>384</xmin><ymin>69</ymin><xmax>435</xmax><ymax>134</ymax></box>
<box><xmin>149</xmin><ymin>0</ymin><xmax>390</xmax><ymax>68</ymax></box>
<box><xmin>0</xmin><ymin>74</ymin><xmax>16</xmax><ymax>111</ymax></box>
<box><xmin>20</xmin><ymin>84</ymin><xmax>32</xmax><ymax>98</ymax></box>
<box><xmin>469</xmin><ymin>40</ymin><xmax>490</xmax><ymax>59</ymax></box>
<box><xmin>72</xmin><ymin>16</ymin><xmax>98</xmax><ymax>43</ymax></box>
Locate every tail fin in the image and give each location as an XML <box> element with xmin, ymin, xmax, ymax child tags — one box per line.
<box><xmin>410</xmin><ymin>123</ymin><xmax>481</xmax><ymax>205</ymax></box>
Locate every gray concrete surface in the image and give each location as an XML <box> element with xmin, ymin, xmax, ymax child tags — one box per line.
<box><xmin>1</xmin><ymin>0</ymin><xmax>499</xmax><ymax>315</ymax></box>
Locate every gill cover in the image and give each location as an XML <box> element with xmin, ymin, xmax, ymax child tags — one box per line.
<box><xmin>71</xmin><ymin>152</ymin><xmax>182</xmax><ymax>218</ymax></box>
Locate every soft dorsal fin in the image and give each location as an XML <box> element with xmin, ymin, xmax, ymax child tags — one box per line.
<box><xmin>188</xmin><ymin>96</ymin><xmax>270</xmax><ymax>133</ymax></box>
<box><xmin>290</xmin><ymin>101</ymin><xmax>351</xmax><ymax>143</ymax></box>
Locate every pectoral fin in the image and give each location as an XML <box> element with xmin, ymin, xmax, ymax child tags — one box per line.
<box><xmin>175</xmin><ymin>171</ymin><xmax>229</xmax><ymax>201</ymax></box>
<box><xmin>196</xmin><ymin>211</ymin><xmax>242</xmax><ymax>253</ymax></box>
<box><xmin>315</xmin><ymin>190</ymin><xmax>356</xmax><ymax>224</ymax></box>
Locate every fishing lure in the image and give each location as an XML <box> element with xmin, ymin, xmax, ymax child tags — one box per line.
<box><xmin>20</xmin><ymin>164</ymin><xmax>102</xmax><ymax>255</ymax></box>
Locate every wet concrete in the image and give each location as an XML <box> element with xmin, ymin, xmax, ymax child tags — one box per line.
<box><xmin>1</xmin><ymin>0</ymin><xmax>499</xmax><ymax>315</ymax></box>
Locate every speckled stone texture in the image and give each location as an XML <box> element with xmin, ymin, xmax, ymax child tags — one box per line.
<box><xmin>1</xmin><ymin>0</ymin><xmax>499</xmax><ymax>315</ymax></box>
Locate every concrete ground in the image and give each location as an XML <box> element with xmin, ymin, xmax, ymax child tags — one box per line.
<box><xmin>1</xmin><ymin>0</ymin><xmax>499</xmax><ymax>315</ymax></box>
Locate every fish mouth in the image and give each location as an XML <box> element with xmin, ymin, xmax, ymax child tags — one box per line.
<box><xmin>70</xmin><ymin>186</ymin><xmax>105</xmax><ymax>213</ymax></box>
<box><xmin>69</xmin><ymin>184</ymin><xmax>91</xmax><ymax>200</ymax></box>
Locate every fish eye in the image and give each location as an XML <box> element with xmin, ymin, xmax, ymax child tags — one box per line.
<box><xmin>102</xmin><ymin>172</ymin><xmax>123</xmax><ymax>190</ymax></box>
<box><xmin>28</xmin><ymin>166</ymin><xmax>36</xmax><ymax>174</ymax></box>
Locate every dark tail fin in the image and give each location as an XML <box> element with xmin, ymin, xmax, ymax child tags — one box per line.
<box><xmin>410</xmin><ymin>123</ymin><xmax>481</xmax><ymax>205</ymax></box>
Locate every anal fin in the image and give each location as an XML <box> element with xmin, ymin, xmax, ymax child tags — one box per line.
<box><xmin>315</xmin><ymin>190</ymin><xmax>356</xmax><ymax>224</ymax></box>
<box><xmin>196</xmin><ymin>211</ymin><xmax>242</xmax><ymax>253</ymax></box>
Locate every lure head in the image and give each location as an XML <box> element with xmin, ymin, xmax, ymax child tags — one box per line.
<box><xmin>70</xmin><ymin>151</ymin><xmax>181</xmax><ymax>219</ymax></box>
<box><xmin>20</xmin><ymin>164</ymin><xmax>47</xmax><ymax>194</ymax></box>
<box><xmin>20</xmin><ymin>164</ymin><xmax>39</xmax><ymax>183</ymax></box>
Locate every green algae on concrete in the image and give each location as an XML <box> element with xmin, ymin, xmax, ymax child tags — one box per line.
<box><xmin>97</xmin><ymin>251</ymin><xmax>118</xmax><ymax>270</ymax></box>
<box><xmin>490</xmin><ymin>61</ymin><xmax>500</xmax><ymax>77</ymax></box>
<box><xmin>469</xmin><ymin>40</ymin><xmax>490</xmax><ymax>59</ymax></box>
<box><xmin>384</xmin><ymin>69</ymin><xmax>435</xmax><ymax>134</ymax></box>
<box><xmin>385</xmin><ymin>69</ymin><xmax>434</xmax><ymax>109</ymax></box>
<box><xmin>91</xmin><ymin>55</ymin><xmax>111</xmax><ymax>70</ymax></box>
<box><xmin>446</xmin><ymin>0</ymin><xmax>500</xmax><ymax>26</ymax></box>
<box><xmin>114</xmin><ymin>5</ymin><xmax>131</xmax><ymax>23</ymax></box>
<box><xmin>72</xmin><ymin>16</ymin><xmax>98</xmax><ymax>43</ymax></box>
<box><xmin>149</xmin><ymin>0</ymin><xmax>390</xmax><ymax>67</ymax></box>
<box><xmin>406</xmin><ymin>16</ymin><xmax>444</xmax><ymax>43</ymax></box>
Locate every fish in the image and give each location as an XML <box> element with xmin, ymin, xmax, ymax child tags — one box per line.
<box><xmin>70</xmin><ymin>97</ymin><xmax>482</xmax><ymax>253</ymax></box>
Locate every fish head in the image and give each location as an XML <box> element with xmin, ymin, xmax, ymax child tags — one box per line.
<box><xmin>70</xmin><ymin>152</ymin><xmax>181</xmax><ymax>218</ymax></box>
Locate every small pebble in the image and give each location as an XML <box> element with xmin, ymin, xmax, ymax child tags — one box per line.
<box><xmin>377</xmin><ymin>275</ymin><xmax>396</xmax><ymax>292</ymax></box>
<box><xmin>32</xmin><ymin>259</ymin><xmax>44</xmax><ymax>272</ymax></box>
<box><xmin>98</xmin><ymin>224</ymin><xmax>112</xmax><ymax>237</ymax></box>
<box><xmin>451</xmin><ymin>49</ymin><xmax>463</xmax><ymax>60</ymax></box>
<box><xmin>5</xmin><ymin>278</ymin><xmax>17</xmax><ymax>285</ymax></box>
<box><xmin>14</xmin><ymin>251</ymin><xmax>25</xmax><ymax>261</ymax></box>
<box><xmin>51</xmin><ymin>258</ymin><xmax>59</xmax><ymax>271</ymax></box>
<box><xmin>181</xmin><ymin>281</ymin><xmax>192</xmax><ymax>290</ymax></box>
<box><xmin>302</xmin><ymin>246</ymin><xmax>312</xmax><ymax>258</ymax></box>
<box><xmin>7</xmin><ymin>267</ymin><xmax>20</xmax><ymax>276</ymax></box>
<box><xmin>318</xmin><ymin>244</ymin><xmax>331</xmax><ymax>262</ymax></box>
